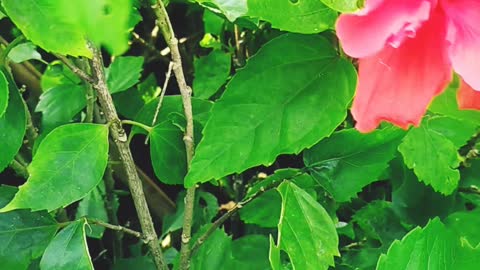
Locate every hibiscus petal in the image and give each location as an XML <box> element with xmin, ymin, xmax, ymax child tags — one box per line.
<box><xmin>352</xmin><ymin>8</ymin><xmax>452</xmax><ymax>132</ymax></box>
<box><xmin>336</xmin><ymin>0</ymin><xmax>434</xmax><ymax>58</ymax></box>
<box><xmin>443</xmin><ymin>0</ymin><xmax>480</xmax><ymax>90</ymax></box>
<box><xmin>457</xmin><ymin>79</ymin><xmax>480</xmax><ymax>110</ymax></box>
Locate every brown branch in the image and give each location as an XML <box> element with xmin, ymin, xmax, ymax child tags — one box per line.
<box><xmin>153</xmin><ymin>2</ymin><xmax>196</xmax><ymax>269</ymax></box>
<box><xmin>55</xmin><ymin>54</ymin><xmax>95</xmax><ymax>85</ymax></box>
<box><xmin>88</xmin><ymin>219</ymin><xmax>143</xmax><ymax>239</ymax></box>
<box><xmin>89</xmin><ymin>45</ymin><xmax>167</xmax><ymax>270</ymax></box>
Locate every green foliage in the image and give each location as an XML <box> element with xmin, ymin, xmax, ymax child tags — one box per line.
<box><xmin>8</xmin><ymin>42</ymin><xmax>42</xmax><ymax>63</ymax></box>
<box><xmin>377</xmin><ymin>218</ymin><xmax>480</xmax><ymax>269</ymax></box>
<box><xmin>2</xmin><ymin>0</ymin><xmax>132</xmax><ymax>56</ymax></box>
<box><xmin>0</xmin><ymin>186</ymin><xmax>58</xmax><ymax>270</ymax></box>
<box><xmin>304</xmin><ymin>127</ymin><xmax>404</xmax><ymax>202</ymax></box>
<box><xmin>429</xmin><ymin>77</ymin><xmax>480</xmax><ymax>124</ymax></box>
<box><xmin>193</xmin><ymin>50</ymin><xmax>231</xmax><ymax>99</ymax></box>
<box><xmin>1</xmin><ymin>124</ymin><xmax>109</xmax><ymax>212</ymax></box>
<box><xmin>75</xmin><ymin>182</ymin><xmax>112</xmax><ymax>239</ymax></box>
<box><xmin>0</xmin><ymin>70</ymin><xmax>8</xmax><ymax>117</ymax></box>
<box><xmin>320</xmin><ymin>0</ymin><xmax>364</xmax><ymax>12</ymax></box>
<box><xmin>239</xmin><ymin>189</ymin><xmax>281</xmax><ymax>228</ymax></box>
<box><xmin>274</xmin><ymin>181</ymin><xmax>339</xmax><ymax>270</ymax></box>
<box><xmin>185</xmin><ymin>34</ymin><xmax>356</xmax><ymax>186</ymax></box>
<box><xmin>132</xmin><ymin>96</ymin><xmax>212</xmax><ymax>184</ymax></box>
<box><xmin>36</xmin><ymin>84</ymin><xmax>87</xmax><ymax>132</ymax></box>
<box><xmin>398</xmin><ymin>117</ymin><xmax>462</xmax><ymax>195</ymax></box>
<box><xmin>106</xmin><ymin>56</ymin><xmax>145</xmax><ymax>94</ymax></box>
<box><xmin>191</xmin><ymin>228</ymin><xmax>232</xmax><ymax>269</ymax></box>
<box><xmin>150</xmin><ymin>121</ymin><xmax>186</xmax><ymax>184</ymax></box>
<box><xmin>445</xmin><ymin>209</ymin><xmax>480</xmax><ymax>247</ymax></box>
<box><xmin>247</xmin><ymin>0</ymin><xmax>337</xmax><ymax>33</ymax></box>
<box><xmin>196</xmin><ymin>0</ymin><xmax>247</xmax><ymax>22</ymax></box>
<box><xmin>2</xmin><ymin>1</ymin><xmax>480</xmax><ymax>269</ymax></box>
<box><xmin>41</xmin><ymin>61</ymin><xmax>82</xmax><ymax>91</ymax></box>
<box><xmin>0</xmin><ymin>68</ymin><xmax>26</xmax><ymax>172</ymax></box>
<box><xmin>40</xmin><ymin>219</ymin><xmax>94</xmax><ymax>270</ymax></box>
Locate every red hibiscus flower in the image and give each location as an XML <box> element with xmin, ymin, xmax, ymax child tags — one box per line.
<box><xmin>336</xmin><ymin>0</ymin><xmax>480</xmax><ymax>132</ymax></box>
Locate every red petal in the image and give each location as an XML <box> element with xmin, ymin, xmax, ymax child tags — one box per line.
<box><xmin>442</xmin><ymin>0</ymin><xmax>480</xmax><ymax>90</ymax></box>
<box><xmin>352</xmin><ymin>8</ymin><xmax>452</xmax><ymax>132</ymax></box>
<box><xmin>457</xmin><ymin>79</ymin><xmax>480</xmax><ymax>110</ymax></box>
<box><xmin>336</xmin><ymin>0</ymin><xmax>434</xmax><ymax>58</ymax></box>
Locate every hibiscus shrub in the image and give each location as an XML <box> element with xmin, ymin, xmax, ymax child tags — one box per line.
<box><xmin>1</xmin><ymin>0</ymin><xmax>480</xmax><ymax>270</ymax></box>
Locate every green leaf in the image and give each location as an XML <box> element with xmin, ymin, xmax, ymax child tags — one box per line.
<box><xmin>162</xmin><ymin>191</ymin><xmax>218</xmax><ymax>236</ymax></box>
<box><xmin>137</xmin><ymin>73</ymin><xmax>159</xmax><ymax>103</ymax></box>
<box><xmin>113</xmin><ymin>87</ymin><xmax>146</xmax><ymax>119</ymax></box>
<box><xmin>1</xmin><ymin>124</ymin><xmax>109</xmax><ymax>212</ymax></box>
<box><xmin>390</xmin><ymin>158</ymin><xmax>456</xmax><ymax>225</ymax></box>
<box><xmin>398</xmin><ymin>118</ymin><xmax>461</xmax><ymax>195</ymax></box>
<box><xmin>196</xmin><ymin>0</ymin><xmax>248</xmax><ymax>22</ymax></box>
<box><xmin>112</xmin><ymin>257</ymin><xmax>156</xmax><ymax>270</ymax></box>
<box><xmin>239</xmin><ymin>189</ymin><xmax>281</xmax><ymax>228</ymax></box>
<box><xmin>40</xmin><ymin>219</ymin><xmax>94</xmax><ymax>270</ymax></box>
<box><xmin>247</xmin><ymin>0</ymin><xmax>337</xmax><ymax>33</ymax></box>
<box><xmin>107</xmin><ymin>56</ymin><xmax>145</xmax><ymax>94</ymax></box>
<box><xmin>35</xmin><ymin>84</ymin><xmax>87</xmax><ymax>132</ymax></box>
<box><xmin>193</xmin><ymin>50</ymin><xmax>231</xmax><ymax>99</ymax></box>
<box><xmin>275</xmin><ymin>181</ymin><xmax>339</xmax><ymax>270</ymax></box>
<box><xmin>269</xmin><ymin>235</ymin><xmax>281</xmax><ymax>270</ymax></box>
<box><xmin>191</xmin><ymin>228</ymin><xmax>233</xmax><ymax>270</ymax></box>
<box><xmin>228</xmin><ymin>235</ymin><xmax>271</xmax><ymax>269</ymax></box>
<box><xmin>245</xmin><ymin>169</ymin><xmax>315</xmax><ymax>199</ymax></box>
<box><xmin>75</xmin><ymin>182</ymin><xmax>111</xmax><ymax>239</ymax></box>
<box><xmin>132</xmin><ymin>95</ymin><xmax>213</xmax><ymax>137</ymax></box>
<box><xmin>0</xmin><ymin>186</ymin><xmax>58</xmax><ymax>270</ymax></box>
<box><xmin>429</xmin><ymin>76</ymin><xmax>480</xmax><ymax>124</ymax></box>
<box><xmin>150</xmin><ymin>121</ymin><xmax>186</xmax><ymax>185</ymax></box>
<box><xmin>8</xmin><ymin>42</ymin><xmax>42</xmax><ymax>63</ymax></box>
<box><xmin>185</xmin><ymin>34</ymin><xmax>356</xmax><ymax>186</ymax></box>
<box><xmin>70</xmin><ymin>0</ymin><xmax>132</xmax><ymax>55</ymax></box>
<box><xmin>2</xmin><ymin>0</ymin><xmax>90</xmax><ymax>57</ymax></box>
<box><xmin>2</xmin><ymin>0</ymin><xmax>132</xmax><ymax>56</ymax></box>
<box><xmin>130</xmin><ymin>95</ymin><xmax>213</xmax><ymax>139</ymax></box>
<box><xmin>320</xmin><ymin>0</ymin><xmax>364</xmax><ymax>12</ymax></box>
<box><xmin>445</xmin><ymin>209</ymin><xmax>480</xmax><ymax>247</ymax></box>
<box><xmin>203</xmin><ymin>9</ymin><xmax>225</xmax><ymax>35</ymax></box>
<box><xmin>340</xmin><ymin>248</ymin><xmax>382</xmax><ymax>270</ymax></box>
<box><xmin>377</xmin><ymin>218</ymin><xmax>480</xmax><ymax>270</ymax></box>
<box><xmin>0</xmin><ymin>68</ymin><xmax>26</xmax><ymax>173</ymax></box>
<box><xmin>426</xmin><ymin>115</ymin><xmax>477</xmax><ymax>148</ymax></box>
<box><xmin>352</xmin><ymin>201</ymin><xmax>406</xmax><ymax>245</ymax></box>
<box><xmin>41</xmin><ymin>61</ymin><xmax>82</xmax><ymax>91</ymax></box>
<box><xmin>0</xmin><ymin>70</ymin><xmax>8</xmax><ymax>117</ymax></box>
<box><xmin>304</xmin><ymin>127</ymin><xmax>404</xmax><ymax>202</ymax></box>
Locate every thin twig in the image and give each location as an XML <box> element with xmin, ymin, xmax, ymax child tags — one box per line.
<box><xmin>459</xmin><ymin>186</ymin><xmax>480</xmax><ymax>196</ymax></box>
<box><xmin>103</xmin><ymin>165</ymin><xmax>123</xmax><ymax>261</ymax></box>
<box><xmin>55</xmin><ymin>54</ymin><xmax>95</xmax><ymax>85</ymax></box>
<box><xmin>122</xmin><ymin>119</ymin><xmax>153</xmax><ymax>133</ymax></box>
<box><xmin>152</xmin><ymin>61</ymin><xmax>173</xmax><ymax>126</ymax></box>
<box><xmin>89</xmin><ymin>45</ymin><xmax>168</xmax><ymax>270</ymax></box>
<box><xmin>21</xmin><ymin>97</ymin><xmax>38</xmax><ymax>150</ymax></box>
<box><xmin>191</xmin><ymin>172</ymin><xmax>306</xmax><ymax>253</ymax></box>
<box><xmin>88</xmin><ymin>219</ymin><xmax>144</xmax><ymax>239</ymax></box>
<box><xmin>153</xmin><ymin>2</ymin><xmax>197</xmax><ymax>269</ymax></box>
<box><xmin>191</xmin><ymin>186</ymin><xmax>266</xmax><ymax>254</ymax></box>
<box><xmin>9</xmin><ymin>159</ymin><xmax>29</xmax><ymax>179</ymax></box>
<box><xmin>76</xmin><ymin>58</ymin><xmax>95</xmax><ymax>123</ymax></box>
